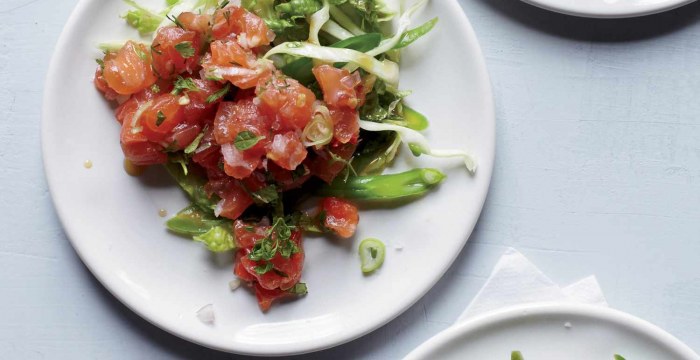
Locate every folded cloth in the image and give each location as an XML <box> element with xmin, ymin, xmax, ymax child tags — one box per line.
<box><xmin>456</xmin><ymin>248</ymin><xmax>607</xmax><ymax>324</ymax></box>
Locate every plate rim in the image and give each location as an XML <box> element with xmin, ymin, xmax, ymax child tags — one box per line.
<box><xmin>41</xmin><ymin>0</ymin><xmax>495</xmax><ymax>355</ymax></box>
<box><xmin>404</xmin><ymin>302</ymin><xmax>700</xmax><ymax>360</ymax></box>
<box><xmin>520</xmin><ymin>0</ymin><xmax>696</xmax><ymax>18</ymax></box>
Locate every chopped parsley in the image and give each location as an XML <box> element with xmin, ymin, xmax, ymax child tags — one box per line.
<box><xmin>171</xmin><ymin>76</ymin><xmax>200</xmax><ymax>95</ymax></box>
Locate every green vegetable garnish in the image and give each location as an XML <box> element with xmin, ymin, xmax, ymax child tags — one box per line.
<box><xmin>193</xmin><ymin>225</ymin><xmax>236</xmax><ymax>252</ymax></box>
<box><xmin>171</xmin><ymin>76</ymin><xmax>200</xmax><ymax>95</ymax></box>
<box><xmin>394</xmin><ymin>17</ymin><xmax>438</xmax><ymax>49</ymax></box>
<box><xmin>359</xmin><ymin>238</ymin><xmax>385</xmax><ymax>274</ymax></box>
<box><xmin>174</xmin><ymin>41</ymin><xmax>195</xmax><ymax>58</ymax></box>
<box><xmin>184</xmin><ymin>129</ymin><xmax>206</xmax><ymax>155</ymax></box>
<box><xmin>233</xmin><ymin>131</ymin><xmax>265</xmax><ymax>151</ymax></box>
<box><xmin>318</xmin><ymin>168</ymin><xmax>446</xmax><ymax>201</ymax></box>
<box><xmin>402</xmin><ymin>105</ymin><xmax>429</xmax><ymax>131</ymax></box>
<box><xmin>248</xmin><ymin>218</ymin><xmax>299</xmax><ymax>261</ymax></box>
<box><xmin>287</xmin><ymin>282</ymin><xmax>308</xmax><ymax>295</ymax></box>
<box><xmin>122</xmin><ymin>0</ymin><xmax>163</xmax><ymax>36</ymax></box>
<box><xmin>165</xmin><ymin>163</ymin><xmax>218</xmax><ymax>214</ymax></box>
<box><xmin>614</xmin><ymin>355</ymin><xmax>626</xmax><ymax>360</ymax></box>
<box><xmin>166</xmin><ymin>205</ymin><xmax>227</xmax><ymax>236</ymax></box>
<box><xmin>511</xmin><ymin>351</ymin><xmax>524</xmax><ymax>360</ymax></box>
<box><xmin>155</xmin><ymin>111</ymin><xmax>166</xmax><ymax>126</ymax></box>
<box><xmin>251</xmin><ymin>185</ymin><xmax>279</xmax><ymax>204</ymax></box>
<box><xmin>206</xmin><ymin>84</ymin><xmax>230</xmax><ymax>103</ymax></box>
<box><xmin>281</xmin><ymin>32</ymin><xmax>382</xmax><ymax>84</ymax></box>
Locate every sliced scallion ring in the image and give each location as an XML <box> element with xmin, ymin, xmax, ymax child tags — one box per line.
<box><xmin>359</xmin><ymin>238</ymin><xmax>386</xmax><ymax>274</ymax></box>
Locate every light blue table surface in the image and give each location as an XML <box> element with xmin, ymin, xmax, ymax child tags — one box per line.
<box><xmin>2</xmin><ymin>0</ymin><xmax>700</xmax><ymax>358</ymax></box>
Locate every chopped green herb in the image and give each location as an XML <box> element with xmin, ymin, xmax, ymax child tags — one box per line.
<box><xmin>151</xmin><ymin>43</ymin><xmax>163</xmax><ymax>55</ymax></box>
<box><xmin>166</xmin><ymin>14</ymin><xmax>185</xmax><ymax>29</ymax></box>
<box><xmin>511</xmin><ymin>351</ymin><xmax>524</xmax><ymax>360</ymax></box>
<box><xmin>248</xmin><ymin>218</ymin><xmax>298</xmax><ymax>262</ymax></box>
<box><xmin>254</xmin><ymin>262</ymin><xmax>274</xmax><ymax>275</ymax></box>
<box><xmin>150</xmin><ymin>83</ymin><xmax>161</xmax><ymax>93</ymax></box>
<box><xmin>252</xmin><ymin>185</ymin><xmax>279</xmax><ymax>204</ymax></box>
<box><xmin>234</xmin><ymin>131</ymin><xmax>265</xmax><ymax>151</ymax></box>
<box><xmin>184</xmin><ymin>130</ymin><xmax>206</xmax><ymax>155</ymax></box>
<box><xmin>95</xmin><ymin>58</ymin><xmax>104</xmax><ymax>70</ymax></box>
<box><xmin>218</xmin><ymin>0</ymin><xmax>230</xmax><ymax>9</ymax></box>
<box><xmin>156</xmin><ymin>111</ymin><xmax>166</xmax><ymax>126</ymax></box>
<box><xmin>206</xmin><ymin>83</ymin><xmax>230</xmax><ymax>103</ymax></box>
<box><xmin>171</xmin><ymin>76</ymin><xmax>200</xmax><ymax>95</ymax></box>
<box><xmin>174</xmin><ymin>41</ymin><xmax>195</xmax><ymax>58</ymax></box>
<box><xmin>614</xmin><ymin>355</ymin><xmax>626</xmax><ymax>360</ymax></box>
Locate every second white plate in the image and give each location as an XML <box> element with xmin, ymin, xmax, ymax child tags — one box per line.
<box><xmin>521</xmin><ymin>0</ymin><xmax>696</xmax><ymax>18</ymax></box>
<box><xmin>405</xmin><ymin>303</ymin><xmax>700</xmax><ymax>360</ymax></box>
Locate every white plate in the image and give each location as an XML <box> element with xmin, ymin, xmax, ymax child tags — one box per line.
<box><xmin>42</xmin><ymin>0</ymin><xmax>494</xmax><ymax>355</ymax></box>
<box><xmin>405</xmin><ymin>303</ymin><xmax>700</xmax><ymax>360</ymax></box>
<box><xmin>521</xmin><ymin>0</ymin><xmax>695</xmax><ymax>18</ymax></box>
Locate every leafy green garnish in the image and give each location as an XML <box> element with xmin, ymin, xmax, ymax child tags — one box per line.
<box><xmin>174</xmin><ymin>41</ymin><xmax>195</xmax><ymax>58</ymax></box>
<box><xmin>193</xmin><ymin>225</ymin><xmax>236</xmax><ymax>252</ymax></box>
<box><xmin>95</xmin><ymin>58</ymin><xmax>104</xmax><ymax>70</ymax></box>
<box><xmin>242</xmin><ymin>0</ymin><xmax>320</xmax><ymax>40</ymax></box>
<box><xmin>184</xmin><ymin>129</ymin><xmax>206</xmax><ymax>154</ymax></box>
<box><xmin>206</xmin><ymin>84</ymin><xmax>230</xmax><ymax>103</ymax></box>
<box><xmin>234</xmin><ymin>131</ymin><xmax>265</xmax><ymax>151</ymax></box>
<box><xmin>251</xmin><ymin>185</ymin><xmax>279</xmax><ymax>204</ymax></box>
<box><xmin>614</xmin><ymin>355</ymin><xmax>626</xmax><ymax>360</ymax></box>
<box><xmin>166</xmin><ymin>205</ymin><xmax>228</xmax><ymax>236</ymax></box>
<box><xmin>172</xmin><ymin>76</ymin><xmax>200</xmax><ymax>95</ymax></box>
<box><xmin>150</xmin><ymin>83</ymin><xmax>161</xmax><ymax>93</ymax></box>
<box><xmin>165</xmin><ymin>163</ymin><xmax>219</xmax><ymax>214</ymax></box>
<box><xmin>156</xmin><ymin>111</ymin><xmax>166</xmax><ymax>126</ymax></box>
<box><xmin>122</xmin><ymin>0</ymin><xmax>163</xmax><ymax>36</ymax></box>
<box><xmin>248</xmin><ymin>218</ymin><xmax>299</xmax><ymax>261</ymax></box>
<box><xmin>254</xmin><ymin>262</ymin><xmax>274</xmax><ymax>274</ymax></box>
<box><xmin>511</xmin><ymin>351</ymin><xmax>524</xmax><ymax>360</ymax></box>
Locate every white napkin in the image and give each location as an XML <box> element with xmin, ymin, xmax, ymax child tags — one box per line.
<box><xmin>456</xmin><ymin>248</ymin><xmax>607</xmax><ymax>323</ymax></box>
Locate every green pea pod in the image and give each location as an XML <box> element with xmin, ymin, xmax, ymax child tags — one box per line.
<box><xmin>403</xmin><ymin>105</ymin><xmax>429</xmax><ymax>131</ymax></box>
<box><xmin>164</xmin><ymin>162</ymin><xmax>218</xmax><ymax>214</ymax></box>
<box><xmin>318</xmin><ymin>168</ymin><xmax>446</xmax><ymax>201</ymax></box>
<box><xmin>166</xmin><ymin>205</ymin><xmax>228</xmax><ymax>236</ymax></box>
<box><xmin>282</xmin><ymin>33</ymin><xmax>382</xmax><ymax>84</ymax></box>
